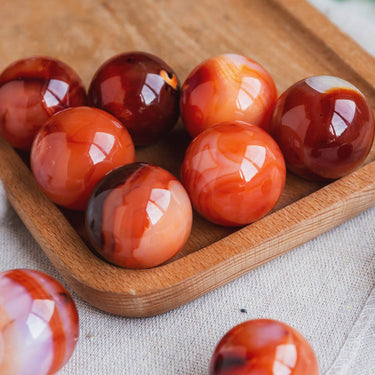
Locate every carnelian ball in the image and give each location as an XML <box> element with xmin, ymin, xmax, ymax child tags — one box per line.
<box><xmin>88</xmin><ymin>51</ymin><xmax>180</xmax><ymax>146</ymax></box>
<box><xmin>0</xmin><ymin>269</ymin><xmax>79</xmax><ymax>375</ymax></box>
<box><xmin>181</xmin><ymin>122</ymin><xmax>286</xmax><ymax>226</ymax></box>
<box><xmin>180</xmin><ymin>53</ymin><xmax>277</xmax><ymax>138</ymax></box>
<box><xmin>0</xmin><ymin>56</ymin><xmax>87</xmax><ymax>150</ymax></box>
<box><xmin>31</xmin><ymin>107</ymin><xmax>135</xmax><ymax>211</ymax></box>
<box><xmin>209</xmin><ymin>319</ymin><xmax>319</xmax><ymax>375</ymax></box>
<box><xmin>270</xmin><ymin>76</ymin><xmax>375</xmax><ymax>181</ymax></box>
<box><xmin>86</xmin><ymin>162</ymin><xmax>192</xmax><ymax>269</ymax></box>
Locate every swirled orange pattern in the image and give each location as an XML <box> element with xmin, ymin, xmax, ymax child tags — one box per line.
<box><xmin>181</xmin><ymin>122</ymin><xmax>285</xmax><ymax>226</ymax></box>
<box><xmin>31</xmin><ymin>107</ymin><xmax>135</xmax><ymax>210</ymax></box>
<box><xmin>86</xmin><ymin>163</ymin><xmax>192</xmax><ymax>268</ymax></box>
<box><xmin>209</xmin><ymin>319</ymin><xmax>319</xmax><ymax>375</ymax></box>
<box><xmin>180</xmin><ymin>54</ymin><xmax>277</xmax><ymax>138</ymax></box>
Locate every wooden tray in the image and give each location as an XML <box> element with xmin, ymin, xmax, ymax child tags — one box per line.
<box><xmin>1</xmin><ymin>0</ymin><xmax>375</xmax><ymax>317</ymax></box>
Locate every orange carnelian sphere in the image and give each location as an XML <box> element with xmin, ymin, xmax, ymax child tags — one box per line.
<box><xmin>181</xmin><ymin>122</ymin><xmax>286</xmax><ymax>226</ymax></box>
<box><xmin>209</xmin><ymin>319</ymin><xmax>320</xmax><ymax>375</ymax></box>
<box><xmin>86</xmin><ymin>163</ymin><xmax>193</xmax><ymax>269</ymax></box>
<box><xmin>31</xmin><ymin>107</ymin><xmax>135</xmax><ymax>210</ymax></box>
<box><xmin>180</xmin><ymin>53</ymin><xmax>277</xmax><ymax>138</ymax></box>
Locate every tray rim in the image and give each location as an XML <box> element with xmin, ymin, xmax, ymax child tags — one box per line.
<box><xmin>3</xmin><ymin>138</ymin><xmax>375</xmax><ymax>317</ymax></box>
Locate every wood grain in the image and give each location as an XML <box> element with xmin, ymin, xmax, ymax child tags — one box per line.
<box><xmin>0</xmin><ymin>0</ymin><xmax>374</xmax><ymax>316</ymax></box>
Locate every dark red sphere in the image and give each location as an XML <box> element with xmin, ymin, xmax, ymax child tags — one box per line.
<box><xmin>270</xmin><ymin>76</ymin><xmax>374</xmax><ymax>181</ymax></box>
<box><xmin>88</xmin><ymin>51</ymin><xmax>180</xmax><ymax>146</ymax></box>
<box><xmin>0</xmin><ymin>56</ymin><xmax>87</xmax><ymax>150</ymax></box>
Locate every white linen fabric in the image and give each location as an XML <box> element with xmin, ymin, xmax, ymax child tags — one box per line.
<box><xmin>0</xmin><ymin>0</ymin><xmax>374</xmax><ymax>373</ymax></box>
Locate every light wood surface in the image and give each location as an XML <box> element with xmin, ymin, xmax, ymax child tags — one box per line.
<box><xmin>0</xmin><ymin>0</ymin><xmax>374</xmax><ymax>316</ymax></box>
